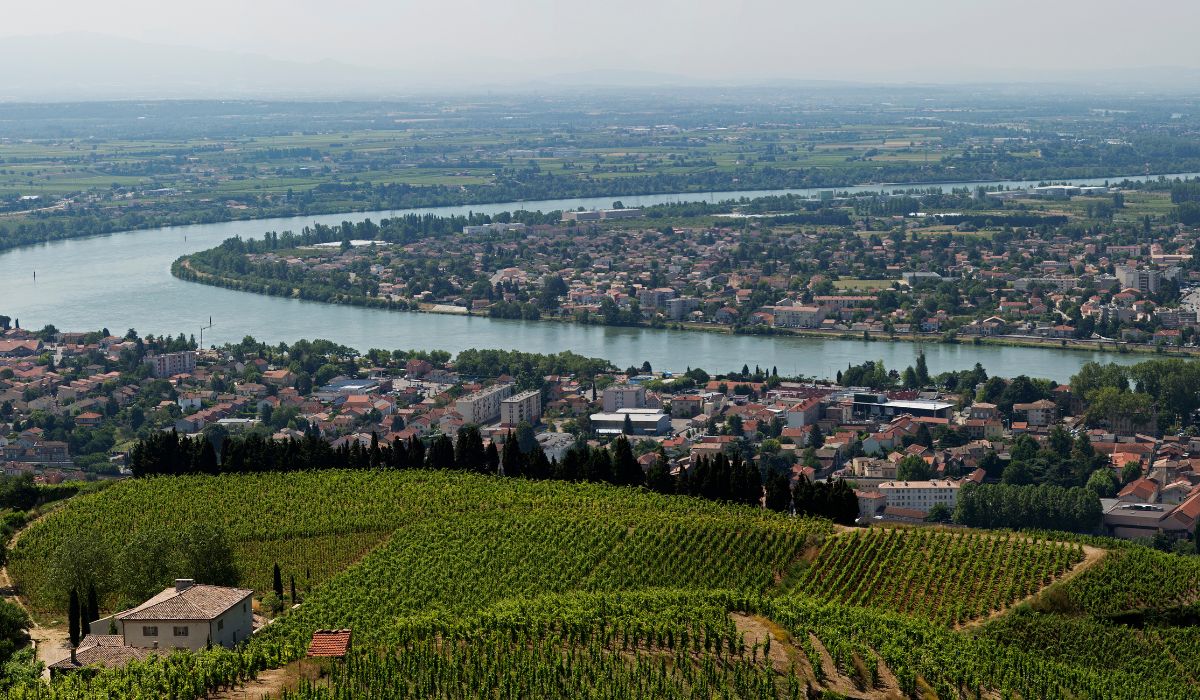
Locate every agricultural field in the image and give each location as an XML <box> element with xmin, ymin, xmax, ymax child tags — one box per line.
<box><xmin>792</xmin><ymin>528</ymin><xmax>1086</xmax><ymax>626</ymax></box>
<box><xmin>8</xmin><ymin>471</ymin><xmax>1200</xmax><ymax>699</ymax></box>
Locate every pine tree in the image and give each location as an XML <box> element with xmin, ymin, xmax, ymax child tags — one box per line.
<box><xmin>272</xmin><ymin>563</ymin><xmax>283</xmax><ymax>598</ymax></box>
<box><xmin>68</xmin><ymin>589</ymin><xmax>81</xmax><ymax>648</ymax></box>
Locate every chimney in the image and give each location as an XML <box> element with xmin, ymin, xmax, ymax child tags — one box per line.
<box><xmin>175</xmin><ymin>578</ymin><xmax>195</xmax><ymax>592</ymax></box>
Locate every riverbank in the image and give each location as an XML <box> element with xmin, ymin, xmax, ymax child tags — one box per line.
<box><xmin>174</xmin><ymin>256</ymin><xmax>1200</xmax><ymax>361</ymax></box>
<box><xmin>5</xmin><ymin>170</ymin><xmax>1198</xmax><ymax>257</ymax></box>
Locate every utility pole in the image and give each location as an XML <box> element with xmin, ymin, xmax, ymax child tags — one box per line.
<box><xmin>199</xmin><ymin>316</ymin><xmax>213</xmax><ymax>349</ymax></box>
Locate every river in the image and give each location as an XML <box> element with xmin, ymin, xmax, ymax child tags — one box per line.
<box><xmin>3</xmin><ymin>172</ymin><xmax>1192</xmax><ymax>382</ymax></box>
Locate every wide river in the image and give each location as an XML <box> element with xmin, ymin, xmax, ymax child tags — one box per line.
<box><xmin>3</xmin><ymin>173</ymin><xmax>1195</xmax><ymax>382</ymax></box>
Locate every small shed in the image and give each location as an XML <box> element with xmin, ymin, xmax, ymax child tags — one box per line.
<box><xmin>308</xmin><ymin>629</ymin><xmax>352</xmax><ymax>658</ymax></box>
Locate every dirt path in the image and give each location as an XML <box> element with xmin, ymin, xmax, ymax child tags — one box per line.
<box><xmin>206</xmin><ymin>660</ymin><xmax>316</xmax><ymax>699</ymax></box>
<box><xmin>729</xmin><ymin>613</ymin><xmax>793</xmax><ymax>673</ymax></box>
<box><xmin>730</xmin><ymin>613</ymin><xmax>906</xmax><ymax>700</ymax></box>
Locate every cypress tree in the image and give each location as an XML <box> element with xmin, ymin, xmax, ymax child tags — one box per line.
<box><xmin>527</xmin><ymin>444</ymin><xmax>552</xmax><ymax>480</ymax></box>
<box><xmin>646</xmin><ymin>453</ymin><xmax>675</xmax><ymax>494</ymax></box>
<box><xmin>272</xmin><ymin>563</ymin><xmax>283</xmax><ymax>598</ymax></box>
<box><xmin>454</xmin><ymin>426</ymin><xmax>486</xmax><ymax>471</ymax></box>
<box><xmin>290</xmin><ymin>575</ymin><xmax>297</xmax><ymax>603</ymax></box>
<box><xmin>501</xmin><ymin>432</ymin><xmax>523</xmax><ymax>477</ymax></box>
<box><xmin>85</xmin><ymin>583</ymin><xmax>99</xmax><ymax>634</ymax></box>
<box><xmin>484</xmin><ymin>441</ymin><xmax>500</xmax><ymax>475</ymax></box>
<box><xmin>765</xmin><ymin>472</ymin><xmax>792</xmax><ymax>512</ymax></box>
<box><xmin>611</xmin><ymin>436</ymin><xmax>642</xmax><ymax>486</ymax></box>
<box><xmin>426</xmin><ymin>434</ymin><xmax>455</xmax><ymax>470</ymax></box>
<box><xmin>68</xmin><ymin>589</ymin><xmax>81</xmax><ymax>648</ymax></box>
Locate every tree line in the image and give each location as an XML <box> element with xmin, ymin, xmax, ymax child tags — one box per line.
<box><xmin>128</xmin><ymin>427</ymin><xmax>858</xmax><ymax>520</ymax></box>
<box><xmin>953</xmin><ymin>482</ymin><xmax>1101</xmax><ymax>533</ymax></box>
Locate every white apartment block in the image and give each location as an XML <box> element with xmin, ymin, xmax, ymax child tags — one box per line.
<box><xmin>455</xmin><ymin>383</ymin><xmax>514</xmax><ymax>425</ymax></box>
<box><xmin>603</xmin><ymin>384</ymin><xmax>646</xmax><ymax>413</ymax></box>
<box><xmin>500</xmin><ymin>389</ymin><xmax>542</xmax><ymax>426</ymax></box>
<box><xmin>877</xmin><ymin>479</ymin><xmax>961</xmax><ymax>514</ymax></box>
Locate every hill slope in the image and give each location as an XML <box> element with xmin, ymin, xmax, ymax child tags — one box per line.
<box><xmin>8</xmin><ymin>471</ymin><xmax>1200</xmax><ymax>699</ymax></box>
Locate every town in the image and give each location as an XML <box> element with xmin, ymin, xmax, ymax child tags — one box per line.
<box><xmin>175</xmin><ymin>179</ymin><xmax>1200</xmax><ymax>356</ymax></box>
<box><xmin>4</xmin><ymin>317</ymin><xmax>1197</xmax><ymax>550</ymax></box>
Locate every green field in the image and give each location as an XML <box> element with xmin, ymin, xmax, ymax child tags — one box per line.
<box><xmin>9</xmin><ymin>471</ymin><xmax>1200</xmax><ymax>699</ymax></box>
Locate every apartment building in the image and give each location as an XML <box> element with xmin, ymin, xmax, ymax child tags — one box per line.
<box><xmin>877</xmin><ymin>479</ymin><xmax>962</xmax><ymax>514</ymax></box>
<box><xmin>143</xmin><ymin>351</ymin><xmax>197</xmax><ymax>378</ymax></box>
<box><xmin>455</xmin><ymin>383</ymin><xmax>514</xmax><ymax>425</ymax></box>
<box><xmin>603</xmin><ymin>384</ymin><xmax>646</xmax><ymax>412</ymax></box>
<box><xmin>500</xmin><ymin>389</ymin><xmax>542</xmax><ymax>426</ymax></box>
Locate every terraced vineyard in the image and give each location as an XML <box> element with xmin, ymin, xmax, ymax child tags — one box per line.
<box><xmin>9</xmin><ymin>471</ymin><xmax>824</xmax><ymax>616</ymax></box>
<box><xmin>792</xmin><ymin>528</ymin><xmax>1086</xmax><ymax>625</ymax></box>
<box><xmin>7</xmin><ymin>471</ymin><xmax>1200</xmax><ymax>699</ymax></box>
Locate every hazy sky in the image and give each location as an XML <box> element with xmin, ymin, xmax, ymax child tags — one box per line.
<box><xmin>5</xmin><ymin>0</ymin><xmax>1200</xmax><ymax>85</ymax></box>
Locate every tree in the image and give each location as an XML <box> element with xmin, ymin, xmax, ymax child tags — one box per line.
<box><xmin>729</xmin><ymin>455</ymin><xmax>762</xmax><ymax>506</ymax></box>
<box><xmin>68</xmin><ymin>589</ymin><xmax>81</xmax><ymax>648</ymax></box>
<box><xmin>925</xmin><ymin>503</ymin><xmax>952</xmax><ymax>523</ymax></box>
<box><xmin>1121</xmin><ymin>460</ymin><xmax>1143</xmax><ymax>485</ymax></box>
<box><xmin>1086</xmin><ymin>468</ymin><xmax>1119</xmax><ymax>498</ymax></box>
<box><xmin>915</xmin><ymin>351</ymin><xmax>930</xmax><ymax>386</ymax></box>
<box><xmin>515</xmin><ymin>422</ymin><xmax>537</xmax><ymax>454</ymax></box>
<box><xmin>181</xmin><ymin>523</ymin><xmax>238</xmax><ymax>586</ymax></box>
<box><xmin>896</xmin><ymin>454</ymin><xmax>932</xmax><ymax>481</ymax></box>
<box><xmin>85</xmin><ymin>584</ymin><xmax>98</xmax><ymax>635</ymax></box>
<box><xmin>1002</xmin><ymin>460</ymin><xmax>1035</xmax><ymax>485</ymax></box>
<box><xmin>0</xmin><ymin>599</ymin><xmax>30</xmax><ymax>669</ymax></box>
<box><xmin>645</xmin><ymin>454</ymin><xmax>675</xmax><ymax>494</ymax></box>
<box><xmin>611</xmin><ymin>436</ymin><xmax>642</xmax><ymax>486</ymax></box>
<box><xmin>290</xmin><ymin>575</ymin><xmax>297</xmax><ymax>604</ymax></box>
<box><xmin>272</xmin><ymin>563</ymin><xmax>283</xmax><ymax>598</ymax></box>
<box><xmin>764</xmin><ymin>472</ymin><xmax>792</xmax><ymax>512</ymax></box>
<box><xmin>809</xmin><ymin>423</ymin><xmax>824</xmax><ymax>449</ymax></box>
<box><xmin>426</xmin><ymin>434</ymin><xmax>455</xmax><ymax>470</ymax></box>
<box><xmin>484</xmin><ymin>441</ymin><xmax>500</xmax><ymax>475</ymax></box>
<box><xmin>501</xmin><ymin>432</ymin><xmax>523</xmax><ymax>477</ymax></box>
<box><xmin>622</xmin><ymin>414</ymin><xmax>634</xmax><ymax>435</ymax></box>
<box><xmin>454</xmin><ymin>426</ymin><xmax>485</xmax><ymax>471</ymax></box>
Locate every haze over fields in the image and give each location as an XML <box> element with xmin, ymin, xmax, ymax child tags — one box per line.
<box><xmin>3</xmin><ymin>0</ymin><xmax>1200</xmax><ymax>99</ymax></box>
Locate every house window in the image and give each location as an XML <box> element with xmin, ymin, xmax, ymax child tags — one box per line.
<box><xmin>143</xmin><ymin>626</ymin><xmax>158</xmax><ymax>637</ymax></box>
<box><xmin>217</xmin><ymin>619</ymin><xmax>224</xmax><ymax>631</ymax></box>
<box><xmin>173</xmin><ymin>626</ymin><xmax>189</xmax><ymax>637</ymax></box>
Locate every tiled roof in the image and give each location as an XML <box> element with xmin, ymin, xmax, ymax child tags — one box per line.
<box><xmin>48</xmin><ymin>635</ymin><xmax>160</xmax><ymax>671</ymax></box>
<box><xmin>308</xmin><ymin>629</ymin><xmax>352</xmax><ymax>657</ymax></box>
<box><xmin>117</xmin><ymin>584</ymin><xmax>252</xmax><ymax>622</ymax></box>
